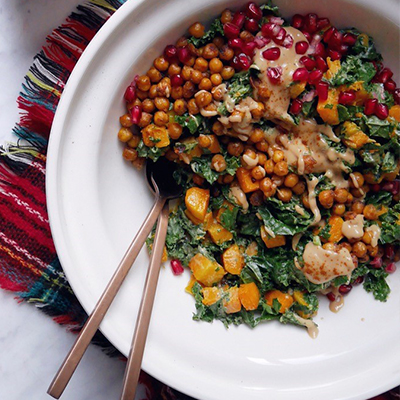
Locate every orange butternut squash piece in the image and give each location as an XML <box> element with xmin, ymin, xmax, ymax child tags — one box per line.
<box><xmin>363</xmin><ymin>172</ymin><xmax>384</xmax><ymax>184</ymax></box>
<box><xmin>324</xmin><ymin>57</ymin><xmax>341</xmax><ymax>81</ymax></box>
<box><xmin>222</xmin><ymin>244</ymin><xmax>245</xmax><ymax>275</ymax></box>
<box><xmin>346</xmin><ymin>81</ymin><xmax>370</xmax><ymax>106</ymax></box>
<box><xmin>245</xmin><ymin>241</ymin><xmax>258</xmax><ymax>256</ymax></box>
<box><xmin>389</xmin><ymin>105</ymin><xmax>400</xmax><ymax>122</ymax></box>
<box><xmin>236</xmin><ymin>167</ymin><xmax>260</xmax><ymax>193</ymax></box>
<box><xmin>383</xmin><ymin>160</ymin><xmax>400</xmax><ymax>181</ymax></box>
<box><xmin>223</xmin><ymin>286</ymin><xmax>241</xmax><ymax>314</ymax></box>
<box><xmin>202</xmin><ymin>287</ymin><xmax>222</xmax><ymax>306</ymax></box>
<box><xmin>175</xmin><ymin>137</ymin><xmax>203</xmax><ymax>164</ymax></box>
<box><xmin>289</xmin><ymin>81</ymin><xmax>306</xmax><ymax>99</ymax></box>
<box><xmin>141</xmin><ymin>124</ymin><xmax>170</xmax><ymax>148</ymax></box>
<box><xmin>185</xmin><ymin>187</ymin><xmax>210</xmax><ymax>222</ymax></box>
<box><xmin>317</xmin><ymin>88</ymin><xmax>340</xmax><ymax>125</ymax></box>
<box><xmin>207</xmin><ymin>221</ymin><xmax>233</xmax><ymax>244</ymax></box>
<box><xmin>260</xmin><ymin>226</ymin><xmax>286</xmax><ymax>248</ymax></box>
<box><xmin>293</xmin><ymin>290</ymin><xmax>316</xmax><ymax>318</ymax></box>
<box><xmin>185</xmin><ymin>209</ymin><xmax>203</xmax><ymax>225</ymax></box>
<box><xmin>198</xmin><ymin>134</ymin><xmax>221</xmax><ymax>154</ymax></box>
<box><xmin>189</xmin><ymin>253</ymin><xmax>225</xmax><ymax>287</ymax></box>
<box><xmin>239</xmin><ymin>282</ymin><xmax>260</xmax><ymax>311</ymax></box>
<box><xmin>265</xmin><ymin>290</ymin><xmax>294</xmax><ymax>313</ymax></box>
<box><xmin>328</xmin><ymin>215</ymin><xmax>344</xmax><ymax>243</ymax></box>
<box><xmin>342</xmin><ymin>121</ymin><xmax>370</xmax><ymax>149</ymax></box>
<box><xmin>215</xmin><ymin>200</ymin><xmax>234</xmax><ymax>223</ymax></box>
<box><xmin>185</xmin><ymin>274</ymin><xmax>198</xmax><ymax>295</ymax></box>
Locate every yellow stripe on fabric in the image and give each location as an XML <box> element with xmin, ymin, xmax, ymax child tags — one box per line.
<box><xmin>26</xmin><ymin>72</ymin><xmax>62</xmax><ymax>97</ymax></box>
<box><xmin>89</xmin><ymin>0</ymin><xmax>118</xmax><ymax>11</ymax></box>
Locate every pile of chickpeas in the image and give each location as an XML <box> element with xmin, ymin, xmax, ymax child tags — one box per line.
<box><xmin>117</xmin><ymin>7</ymin><xmax>400</xmax><ymax>272</ymax></box>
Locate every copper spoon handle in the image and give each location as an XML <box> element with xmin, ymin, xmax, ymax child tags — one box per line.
<box><xmin>48</xmin><ymin>195</ymin><xmax>166</xmax><ymax>399</ymax></box>
<box><xmin>120</xmin><ymin>203</ymin><xmax>169</xmax><ymax>400</ymax></box>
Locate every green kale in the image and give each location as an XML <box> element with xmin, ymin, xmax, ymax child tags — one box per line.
<box><xmin>365</xmin><ymin>191</ymin><xmax>393</xmax><ymax>207</ymax></box>
<box><xmin>319</xmin><ymin>223</ymin><xmax>332</xmax><ymax>241</ymax></box>
<box><xmin>238</xmin><ymin>211</ymin><xmax>261</xmax><ymax>236</ymax></box>
<box><xmin>364</xmin><ymin>82</ymin><xmax>395</xmax><ymax>108</ymax></box>
<box><xmin>219</xmin><ymin>206</ymin><xmax>239</xmax><ymax>232</ymax></box>
<box><xmin>292</xmin><ymin>292</ymin><xmax>319</xmax><ymax>317</ymax></box>
<box><xmin>187</xmin><ymin>18</ymin><xmax>224</xmax><ymax>47</ymax></box>
<box><xmin>351</xmin><ymin>33</ymin><xmax>382</xmax><ymax>61</ymax></box>
<box><xmin>364</xmin><ymin>115</ymin><xmax>394</xmax><ymax>139</ymax></box>
<box><xmin>379</xmin><ymin>203</ymin><xmax>400</xmax><ymax>244</ymax></box>
<box><xmin>175</xmin><ymin>113</ymin><xmax>204</xmax><ymax>134</ymax></box>
<box><xmin>363</xmin><ymin>268</ymin><xmax>390</xmax><ymax>301</ymax></box>
<box><xmin>136</xmin><ymin>140</ymin><xmax>165</xmax><ymax>161</ymax></box>
<box><xmin>329</xmin><ymin>55</ymin><xmax>376</xmax><ymax>86</ymax></box>
<box><xmin>260</xmin><ymin>1</ymin><xmax>280</xmax><ymax>16</ymax></box>
<box><xmin>174</xmin><ymin>141</ymin><xmax>198</xmax><ymax>154</ymax></box>
<box><xmin>227</xmin><ymin>70</ymin><xmax>252</xmax><ymax>104</ymax></box>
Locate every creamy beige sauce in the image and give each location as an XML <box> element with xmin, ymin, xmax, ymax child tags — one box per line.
<box><xmin>264</xmin><ymin>225</ymin><xmax>276</xmax><ymax>238</ymax></box>
<box><xmin>306</xmin><ymin>176</ymin><xmax>321</xmax><ymax>226</ymax></box>
<box><xmin>253</xmin><ymin>27</ymin><xmax>307</xmax><ymax>124</ymax></box>
<box><xmin>230</xmin><ymin>186</ymin><xmax>249</xmax><ymax>212</ymax></box>
<box><xmin>329</xmin><ymin>287</ymin><xmax>344</xmax><ymax>313</ymax></box>
<box><xmin>301</xmin><ymin>243</ymin><xmax>356</xmax><ymax>284</ymax></box>
<box><xmin>342</xmin><ymin>214</ymin><xmax>364</xmax><ymax>240</ymax></box>
<box><xmin>295</xmin><ymin>205</ymin><xmax>305</xmax><ymax>216</ymax></box>
<box><xmin>292</xmin><ymin>313</ymin><xmax>319</xmax><ymax>339</ymax></box>
<box><xmin>292</xmin><ymin>233</ymin><xmax>303</xmax><ymax>251</ymax></box>
<box><xmin>365</xmin><ymin>224</ymin><xmax>381</xmax><ymax>247</ymax></box>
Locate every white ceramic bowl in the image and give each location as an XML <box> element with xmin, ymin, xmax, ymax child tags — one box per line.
<box><xmin>46</xmin><ymin>1</ymin><xmax>400</xmax><ymax>399</ymax></box>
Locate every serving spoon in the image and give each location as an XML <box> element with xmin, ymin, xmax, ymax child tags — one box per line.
<box><xmin>48</xmin><ymin>158</ymin><xmax>182</xmax><ymax>399</ymax></box>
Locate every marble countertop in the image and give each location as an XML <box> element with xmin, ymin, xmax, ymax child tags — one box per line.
<box><xmin>0</xmin><ymin>1</ymin><xmax>138</xmax><ymax>399</ymax></box>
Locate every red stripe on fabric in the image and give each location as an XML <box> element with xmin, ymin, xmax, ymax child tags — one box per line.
<box><xmin>64</xmin><ymin>18</ymin><xmax>98</xmax><ymax>42</ymax></box>
<box><xmin>18</xmin><ymin>102</ymin><xmax>54</xmax><ymax>137</ymax></box>
<box><xmin>47</xmin><ymin>35</ymin><xmax>84</xmax><ymax>60</ymax></box>
<box><xmin>43</xmin><ymin>44</ymin><xmax>76</xmax><ymax>74</ymax></box>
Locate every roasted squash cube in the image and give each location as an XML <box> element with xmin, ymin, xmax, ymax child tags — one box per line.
<box><xmin>202</xmin><ymin>287</ymin><xmax>222</xmax><ymax>306</ymax></box>
<box><xmin>236</xmin><ymin>167</ymin><xmax>260</xmax><ymax>193</ymax></box>
<box><xmin>215</xmin><ymin>201</ymin><xmax>234</xmax><ymax>223</ymax></box>
<box><xmin>342</xmin><ymin>121</ymin><xmax>370</xmax><ymax>149</ymax></box>
<box><xmin>207</xmin><ymin>221</ymin><xmax>233</xmax><ymax>245</ymax></box>
<box><xmin>324</xmin><ymin>57</ymin><xmax>341</xmax><ymax>81</ymax></box>
<box><xmin>222</xmin><ymin>244</ymin><xmax>245</xmax><ymax>275</ymax></box>
<box><xmin>317</xmin><ymin>88</ymin><xmax>339</xmax><ymax>125</ymax></box>
<box><xmin>289</xmin><ymin>81</ymin><xmax>306</xmax><ymax>99</ymax></box>
<box><xmin>260</xmin><ymin>226</ymin><xmax>286</xmax><ymax>248</ymax></box>
<box><xmin>328</xmin><ymin>215</ymin><xmax>344</xmax><ymax>243</ymax></box>
<box><xmin>238</xmin><ymin>282</ymin><xmax>260</xmax><ymax>311</ymax></box>
<box><xmin>184</xmin><ymin>209</ymin><xmax>203</xmax><ymax>225</ymax></box>
<box><xmin>265</xmin><ymin>290</ymin><xmax>294</xmax><ymax>313</ymax></box>
<box><xmin>389</xmin><ymin>105</ymin><xmax>400</xmax><ymax>122</ymax></box>
<box><xmin>189</xmin><ymin>253</ymin><xmax>225</xmax><ymax>286</ymax></box>
<box><xmin>223</xmin><ymin>286</ymin><xmax>241</xmax><ymax>314</ymax></box>
<box><xmin>141</xmin><ymin>124</ymin><xmax>170</xmax><ymax>148</ymax></box>
<box><xmin>185</xmin><ymin>187</ymin><xmax>210</xmax><ymax>222</ymax></box>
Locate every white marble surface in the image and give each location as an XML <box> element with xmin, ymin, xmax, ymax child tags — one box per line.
<box><xmin>0</xmin><ymin>1</ymin><xmax>146</xmax><ymax>399</ymax></box>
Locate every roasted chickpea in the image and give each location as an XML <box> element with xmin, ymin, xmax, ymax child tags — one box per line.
<box><xmin>220</xmin><ymin>9</ymin><xmax>232</xmax><ymax>24</ymax></box>
<box><xmin>302</xmin><ymin>193</ymin><xmax>310</xmax><ymax>209</ymax></box>
<box><xmin>189</xmin><ymin>70</ymin><xmax>202</xmax><ymax>85</ymax></box>
<box><xmin>274</xmin><ymin>161</ymin><xmax>289</xmax><ymax>177</ymax></box>
<box><xmin>211</xmin><ymin>85</ymin><xmax>225</xmax><ymax>101</ymax></box>
<box><xmin>319</xmin><ymin>190</ymin><xmax>334</xmax><ymax>209</ymax></box>
<box><xmin>264</xmin><ymin>159</ymin><xmax>275</xmax><ymax>175</ymax></box>
<box><xmin>284</xmin><ymin>173</ymin><xmax>299</xmax><ymax>188</ymax></box>
<box><xmin>118</xmin><ymin>127</ymin><xmax>133</xmax><ymax>143</ymax></box>
<box><xmin>154</xmin><ymin>56</ymin><xmax>169</xmax><ymax>71</ymax></box>
<box><xmin>203</xmin><ymin>43</ymin><xmax>219</xmax><ymax>59</ymax></box>
<box><xmin>352</xmin><ymin>241</ymin><xmax>367</xmax><ymax>258</ymax></box>
<box><xmin>255</xmin><ymin>140</ymin><xmax>269</xmax><ymax>153</ymax></box>
<box><xmin>212</xmin><ymin>121</ymin><xmax>224</xmax><ymax>136</ymax></box>
<box><xmin>209</xmin><ymin>58</ymin><xmax>224</xmax><ymax>74</ymax></box>
<box><xmin>120</xmin><ymin>113</ymin><xmax>133</xmax><ymax>128</ymax></box>
<box><xmin>195</xmin><ymin>90</ymin><xmax>212</xmax><ymax>108</ymax></box>
<box><xmin>362</xmin><ymin>230</ymin><xmax>373</xmax><ymax>245</ymax></box>
<box><xmin>363</xmin><ymin>204</ymin><xmax>378</xmax><ymax>220</ymax></box>
<box><xmin>182</xmin><ymin>81</ymin><xmax>195</xmax><ymax>99</ymax></box>
<box><xmin>339</xmin><ymin>242</ymin><xmax>352</xmax><ymax>252</ymax></box>
<box><xmin>350</xmin><ymin>172</ymin><xmax>365</xmax><ymax>188</ymax></box>
<box><xmin>141</xmin><ymin>99</ymin><xmax>155</xmax><ymax>113</ymax></box>
<box><xmin>260</xmin><ymin>177</ymin><xmax>274</xmax><ymax>193</ymax></box>
<box><xmin>167</xmin><ymin>123</ymin><xmax>183</xmax><ymax>140</ymax></box>
<box><xmin>176</xmin><ymin>36</ymin><xmax>188</xmax><ymax>48</ymax></box>
<box><xmin>127</xmin><ymin>135</ymin><xmax>141</xmax><ymax>148</ymax></box>
<box><xmin>334</xmin><ymin>188</ymin><xmax>349</xmax><ymax>204</ymax></box>
<box><xmin>173</xmin><ymin>99</ymin><xmax>187</xmax><ymax>115</ymax></box>
<box><xmin>219</xmin><ymin>45</ymin><xmax>234</xmax><ymax>61</ymax></box>
<box><xmin>292</xmin><ymin>181</ymin><xmax>306</xmax><ymax>195</ymax></box>
<box><xmin>148</xmin><ymin>84</ymin><xmax>158</xmax><ymax>99</ymax></box>
<box><xmin>221</xmin><ymin>65</ymin><xmax>235</xmax><ymax>80</ymax></box>
<box><xmin>332</xmin><ymin>204</ymin><xmax>346</xmax><ymax>216</ymax></box>
<box><xmin>250</xmin><ymin>128</ymin><xmax>264</xmax><ymax>143</ymax></box>
<box><xmin>240</xmin><ymin>30</ymin><xmax>254</xmax><ymax>42</ymax></box>
<box><xmin>213</xmin><ymin>36</ymin><xmax>225</xmax><ymax>49</ymax></box>
<box><xmin>168</xmin><ymin>63</ymin><xmax>181</xmax><ymax>76</ymax></box>
<box><xmin>189</xmin><ymin>22</ymin><xmax>205</xmax><ymax>38</ymax></box>
<box><xmin>271</xmin><ymin>174</ymin><xmax>284</xmax><ymax>187</ymax></box>
<box><xmin>351</xmin><ymin>201</ymin><xmax>365</xmax><ymax>214</ymax></box>
<box><xmin>171</xmin><ymin>86</ymin><xmax>183</xmax><ymax>100</ymax></box>
<box><xmin>367</xmin><ymin>245</ymin><xmax>379</xmax><ymax>257</ymax></box>
<box><xmin>251</xmin><ymin>166</ymin><xmax>266</xmax><ymax>180</ymax></box>
<box><xmin>192</xmin><ymin>174</ymin><xmax>205</xmax><ymax>186</ymax></box>
<box><xmin>249</xmin><ymin>190</ymin><xmax>264</xmax><ymax>207</ymax></box>
<box><xmin>154</xmin><ymin>97</ymin><xmax>170</xmax><ymax>111</ymax></box>
<box><xmin>223</xmin><ymin>175</ymin><xmax>234</xmax><ymax>184</ymax></box>
<box><xmin>346</xmin><ymin>193</ymin><xmax>354</xmax><ymax>205</ymax></box>
<box><xmin>181</xmin><ymin>65</ymin><xmax>193</xmax><ymax>81</ymax></box>
<box><xmin>198</xmin><ymin>134</ymin><xmax>212</xmax><ymax>149</ymax></box>
<box><xmin>251</xmin><ymin>102</ymin><xmax>265</xmax><ymax>119</ymax></box>
<box><xmin>137</xmin><ymin>75</ymin><xmax>151</xmax><ymax>92</ymax></box>
<box><xmin>211</xmin><ymin>154</ymin><xmax>226</xmax><ymax>172</ymax></box>
<box><xmin>122</xmin><ymin>148</ymin><xmax>138</xmax><ymax>162</ymax></box>
<box><xmin>210</xmin><ymin>73</ymin><xmax>223</xmax><ymax>86</ymax></box>
<box><xmin>187</xmin><ymin>98</ymin><xmax>200</xmax><ymax>114</ymax></box>
<box><xmin>165</xmin><ymin>149</ymin><xmax>178</xmax><ymax>161</ymax></box>
<box><xmin>136</xmin><ymin>89</ymin><xmax>148</xmax><ymax>100</ymax></box>
<box><xmin>278</xmin><ymin>188</ymin><xmax>293</xmax><ymax>203</ymax></box>
<box><xmin>227</xmin><ymin>141</ymin><xmax>244</xmax><ymax>157</ymax></box>
<box><xmin>153</xmin><ymin>111</ymin><xmax>169</xmax><ymax>126</ymax></box>
<box><xmin>272</xmin><ymin>150</ymin><xmax>284</xmax><ymax>163</ymax></box>
<box><xmin>344</xmin><ymin>211</ymin><xmax>357</xmax><ymax>221</ymax></box>
<box><xmin>126</xmin><ymin>98</ymin><xmax>141</xmax><ymax>110</ymax></box>
<box><xmin>147</xmin><ymin>67</ymin><xmax>162</xmax><ymax>83</ymax></box>
<box><xmin>194</xmin><ymin>57</ymin><xmax>208</xmax><ymax>72</ymax></box>
<box><xmin>138</xmin><ymin>112</ymin><xmax>152</xmax><ymax>128</ymax></box>
<box><xmin>257</xmin><ymin>152</ymin><xmax>267</xmax><ymax>165</ymax></box>
<box><xmin>156</xmin><ymin>80</ymin><xmax>171</xmax><ymax>97</ymax></box>
<box><xmin>199</xmin><ymin>78</ymin><xmax>213</xmax><ymax>91</ymax></box>
<box><xmin>322</xmin><ymin>242</ymin><xmax>337</xmax><ymax>251</ymax></box>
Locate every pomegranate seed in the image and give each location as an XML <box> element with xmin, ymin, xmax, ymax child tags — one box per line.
<box><xmin>242</xmin><ymin>41</ymin><xmax>257</xmax><ymax>56</ymax></box>
<box><xmin>274</xmin><ymin>27</ymin><xmax>287</xmax><ymax>44</ymax></box>
<box><xmin>317</xmin><ymin>17</ymin><xmax>330</xmax><ymax>30</ymax></box>
<box><xmin>316</xmin><ymin>81</ymin><xmax>329</xmax><ymax>101</ymax></box>
<box><xmin>292</xmin><ymin>14</ymin><xmax>304</xmax><ymax>29</ymax></box>
<box><xmin>300</xmin><ymin>56</ymin><xmax>316</xmax><ymax>71</ymax></box>
<box><xmin>338</xmin><ymin>90</ymin><xmax>356</xmax><ymax>105</ymax></box>
<box><xmin>124</xmin><ymin>85</ymin><xmax>136</xmax><ymax>103</ymax></box>
<box><xmin>224</xmin><ymin>22</ymin><xmax>240</xmax><ymax>39</ymax></box>
<box><xmin>308</xmin><ymin>69</ymin><xmax>323</xmax><ymax>85</ymax></box>
<box><xmin>370</xmin><ymin>257</ymin><xmax>383</xmax><ymax>269</ymax></box>
<box><xmin>375</xmin><ymin>103</ymin><xmax>389</xmax><ymax>119</ymax></box>
<box><xmin>233</xmin><ymin>53</ymin><xmax>251</xmax><ymax>71</ymax></box>
<box><xmin>375</xmin><ymin>67</ymin><xmax>393</xmax><ymax>84</ymax></box>
<box><xmin>323</xmin><ymin>26</ymin><xmax>337</xmax><ymax>43</ymax></box>
<box><xmin>262</xmin><ymin>47</ymin><xmax>281</xmax><ymax>60</ymax></box>
<box><xmin>261</xmin><ymin>23</ymin><xmax>280</xmax><ymax>38</ymax></box>
<box><xmin>339</xmin><ymin>284</ymin><xmax>352</xmax><ymax>295</ymax></box>
<box><xmin>303</xmin><ymin>13</ymin><xmax>318</xmax><ymax>33</ymax></box>
<box><xmin>270</xmin><ymin>17</ymin><xmax>285</xmax><ymax>26</ymax></box>
<box><xmin>392</xmin><ymin>180</ymin><xmax>400</xmax><ymax>195</ymax></box>
<box><xmin>385</xmin><ymin>244</ymin><xmax>395</xmax><ymax>261</ymax></box>
<box><xmin>371</xmin><ymin>183</ymin><xmax>381</xmax><ymax>192</ymax></box>
<box><xmin>315</xmin><ymin>56</ymin><xmax>328</xmax><ymax>72</ymax></box>
<box><xmin>381</xmin><ymin>181</ymin><xmax>394</xmax><ymax>192</ymax></box>
<box><xmin>164</xmin><ymin>45</ymin><xmax>178</xmax><ymax>63</ymax></box>
<box><xmin>229</xmin><ymin>38</ymin><xmax>244</xmax><ymax>50</ymax></box>
<box><xmin>290</xmin><ymin>99</ymin><xmax>303</xmax><ymax>115</ymax></box>
<box><xmin>267</xmin><ymin>67</ymin><xmax>282</xmax><ymax>85</ymax></box>
<box><xmin>170</xmin><ymin>74</ymin><xmax>184</xmax><ymax>87</ymax></box>
<box><xmin>170</xmin><ymin>259</ymin><xmax>184</xmax><ymax>275</ymax></box>
<box><xmin>394</xmin><ymin>88</ymin><xmax>400</xmax><ymax>104</ymax></box>
<box><xmin>130</xmin><ymin>105</ymin><xmax>142</xmax><ymax>125</ymax></box>
<box><xmin>385</xmin><ymin>262</ymin><xmax>397</xmax><ymax>274</ymax></box>
<box><xmin>295</xmin><ymin>41</ymin><xmax>309</xmax><ymax>54</ymax></box>
<box><xmin>384</xmin><ymin>79</ymin><xmax>396</xmax><ymax>93</ymax></box>
<box><xmin>343</xmin><ymin>32</ymin><xmax>357</xmax><ymax>46</ymax></box>
<box><xmin>354</xmin><ymin>276</ymin><xmax>364</xmax><ymax>285</ymax></box>
<box><xmin>312</xmin><ymin>42</ymin><xmax>326</xmax><ymax>58</ymax></box>
<box><xmin>232</xmin><ymin>11</ymin><xmax>246</xmax><ymax>29</ymax></box>
<box><xmin>292</xmin><ymin>67</ymin><xmax>309</xmax><ymax>81</ymax></box>
<box><xmin>326</xmin><ymin>292</ymin><xmax>336</xmax><ymax>302</ymax></box>
<box><xmin>177</xmin><ymin>47</ymin><xmax>191</xmax><ymax>64</ymax></box>
<box><xmin>328</xmin><ymin>49</ymin><xmax>342</xmax><ymax>60</ymax></box>
<box><xmin>328</xmin><ymin>30</ymin><xmax>343</xmax><ymax>50</ymax></box>
<box><xmin>245</xmin><ymin>2</ymin><xmax>263</xmax><ymax>21</ymax></box>
<box><xmin>302</xmin><ymin>31</ymin><xmax>312</xmax><ymax>42</ymax></box>
<box><xmin>244</xmin><ymin>18</ymin><xmax>259</xmax><ymax>33</ymax></box>
<box><xmin>282</xmin><ymin>34</ymin><xmax>294</xmax><ymax>49</ymax></box>
<box><xmin>364</xmin><ymin>98</ymin><xmax>378</xmax><ymax>115</ymax></box>
<box><xmin>254</xmin><ymin>36</ymin><xmax>271</xmax><ymax>48</ymax></box>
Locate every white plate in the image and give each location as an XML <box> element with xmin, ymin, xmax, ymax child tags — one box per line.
<box><xmin>46</xmin><ymin>0</ymin><xmax>400</xmax><ymax>399</ymax></box>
